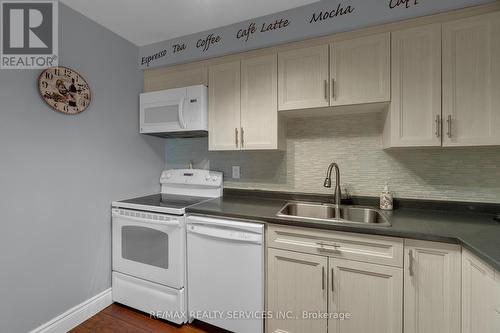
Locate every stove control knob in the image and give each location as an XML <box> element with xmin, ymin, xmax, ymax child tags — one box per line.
<box><xmin>211</xmin><ymin>176</ymin><xmax>218</xmax><ymax>181</ymax></box>
<box><xmin>205</xmin><ymin>175</ymin><xmax>211</xmax><ymax>181</ymax></box>
<box><xmin>166</xmin><ymin>173</ymin><xmax>172</xmax><ymax>179</ymax></box>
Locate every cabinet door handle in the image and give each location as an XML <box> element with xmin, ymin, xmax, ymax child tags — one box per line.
<box><xmin>324</xmin><ymin>80</ymin><xmax>328</xmax><ymax>100</ymax></box>
<box><xmin>446</xmin><ymin>115</ymin><xmax>452</xmax><ymax>138</ymax></box>
<box><xmin>435</xmin><ymin>115</ymin><xmax>441</xmax><ymax>138</ymax></box>
<box><xmin>331</xmin><ymin>78</ymin><xmax>335</xmax><ymax>99</ymax></box>
<box><xmin>240</xmin><ymin>127</ymin><xmax>244</xmax><ymax>148</ymax></box>
<box><xmin>235</xmin><ymin>128</ymin><xmax>239</xmax><ymax>148</ymax></box>
<box><xmin>322</xmin><ymin>266</ymin><xmax>325</xmax><ymax>290</ymax></box>
<box><xmin>317</xmin><ymin>241</ymin><xmax>341</xmax><ymax>252</ymax></box>
<box><xmin>331</xmin><ymin>268</ymin><xmax>334</xmax><ymax>292</ymax></box>
<box><xmin>408</xmin><ymin>250</ymin><xmax>414</xmax><ymax>277</ymax></box>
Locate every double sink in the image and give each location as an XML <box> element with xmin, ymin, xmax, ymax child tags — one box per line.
<box><xmin>276</xmin><ymin>201</ymin><xmax>392</xmax><ymax>227</ymax></box>
<box><xmin>276</xmin><ymin>162</ymin><xmax>391</xmax><ymax>226</ymax></box>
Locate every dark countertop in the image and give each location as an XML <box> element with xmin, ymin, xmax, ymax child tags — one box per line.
<box><xmin>186</xmin><ymin>191</ymin><xmax>500</xmax><ymax>272</ymax></box>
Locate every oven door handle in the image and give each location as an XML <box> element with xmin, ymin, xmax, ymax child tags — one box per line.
<box><xmin>113</xmin><ymin>213</ymin><xmax>181</xmax><ymax>227</ymax></box>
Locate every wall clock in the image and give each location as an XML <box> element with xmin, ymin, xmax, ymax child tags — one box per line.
<box><xmin>38</xmin><ymin>66</ymin><xmax>91</xmax><ymax>115</ymax></box>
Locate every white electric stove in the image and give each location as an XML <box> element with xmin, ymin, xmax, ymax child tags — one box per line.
<box><xmin>111</xmin><ymin>169</ymin><xmax>223</xmax><ymax>324</ymax></box>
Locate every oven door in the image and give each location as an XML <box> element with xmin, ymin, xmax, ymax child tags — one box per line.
<box><xmin>140</xmin><ymin>87</ymin><xmax>187</xmax><ymax>134</ymax></box>
<box><xmin>112</xmin><ymin>208</ymin><xmax>185</xmax><ymax>289</ymax></box>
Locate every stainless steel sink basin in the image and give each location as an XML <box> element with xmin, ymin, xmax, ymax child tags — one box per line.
<box><xmin>277</xmin><ymin>202</ymin><xmax>391</xmax><ymax>226</ymax></box>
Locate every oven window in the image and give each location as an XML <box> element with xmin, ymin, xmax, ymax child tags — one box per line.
<box><xmin>122</xmin><ymin>226</ymin><xmax>169</xmax><ymax>269</ymax></box>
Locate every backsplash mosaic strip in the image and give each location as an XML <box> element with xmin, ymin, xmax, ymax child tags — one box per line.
<box><xmin>165</xmin><ymin>112</ymin><xmax>500</xmax><ymax>203</ymax></box>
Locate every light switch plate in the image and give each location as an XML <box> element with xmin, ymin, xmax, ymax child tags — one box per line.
<box><xmin>232</xmin><ymin>166</ymin><xmax>240</xmax><ymax>179</ymax></box>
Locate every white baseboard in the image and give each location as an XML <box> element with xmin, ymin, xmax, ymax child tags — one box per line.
<box><xmin>29</xmin><ymin>288</ymin><xmax>113</xmax><ymax>333</ymax></box>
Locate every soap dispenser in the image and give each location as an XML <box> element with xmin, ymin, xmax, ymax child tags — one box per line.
<box><xmin>380</xmin><ymin>183</ymin><xmax>393</xmax><ymax>211</ymax></box>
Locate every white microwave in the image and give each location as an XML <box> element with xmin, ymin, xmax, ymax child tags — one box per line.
<box><xmin>140</xmin><ymin>85</ymin><xmax>207</xmax><ymax>138</ymax></box>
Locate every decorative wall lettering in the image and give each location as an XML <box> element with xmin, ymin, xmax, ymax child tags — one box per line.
<box><xmin>237</xmin><ymin>22</ymin><xmax>257</xmax><ymax>42</ymax></box>
<box><xmin>389</xmin><ymin>0</ymin><xmax>420</xmax><ymax>9</ymax></box>
<box><xmin>260</xmin><ymin>18</ymin><xmax>290</xmax><ymax>32</ymax></box>
<box><xmin>172</xmin><ymin>43</ymin><xmax>186</xmax><ymax>53</ymax></box>
<box><xmin>309</xmin><ymin>3</ymin><xmax>355</xmax><ymax>24</ymax></box>
<box><xmin>139</xmin><ymin>0</ymin><xmax>493</xmax><ymax>69</ymax></box>
<box><xmin>140</xmin><ymin>49</ymin><xmax>167</xmax><ymax>67</ymax></box>
<box><xmin>236</xmin><ymin>19</ymin><xmax>290</xmax><ymax>43</ymax></box>
<box><xmin>196</xmin><ymin>33</ymin><xmax>221</xmax><ymax>52</ymax></box>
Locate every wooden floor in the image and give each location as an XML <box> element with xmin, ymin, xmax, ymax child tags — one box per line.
<box><xmin>70</xmin><ymin>303</ymin><xmax>222</xmax><ymax>333</ymax></box>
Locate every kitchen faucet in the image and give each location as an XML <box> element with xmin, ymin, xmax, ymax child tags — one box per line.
<box><xmin>324</xmin><ymin>162</ymin><xmax>342</xmax><ymax>206</ymax></box>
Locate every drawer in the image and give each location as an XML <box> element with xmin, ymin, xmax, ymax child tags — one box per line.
<box><xmin>267</xmin><ymin>224</ymin><xmax>403</xmax><ymax>267</ymax></box>
<box><xmin>112</xmin><ymin>271</ymin><xmax>186</xmax><ymax>324</ymax></box>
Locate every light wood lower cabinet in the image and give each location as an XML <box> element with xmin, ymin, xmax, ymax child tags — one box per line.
<box><xmin>462</xmin><ymin>249</ymin><xmax>498</xmax><ymax>333</ymax></box>
<box><xmin>267</xmin><ymin>224</ymin><xmax>403</xmax><ymax>268</ymax></box>
<box><xmin>328</xmin><ymin>258</ymin><xmax>402</xmax><ymax>333</ymax></box>
<box><xmin>266</xmin><ymin>225</ymin><xmax>500</xmax><ymax>333</ymax></box>
<box><xmin>266</xmin><ymin>225</ymin><xmax>403</xmax><ymax>333</ymax></box>
<box><xmin>267</xmin><ymin>248</ymin><xmax>402</xmax><ymax>333</ymax></box>
<box><xmin>267</xmin><ymin>248</ymin><xmax>328</xmax><ymax>333</ymax></box>
<box><xmin>403</xmin><ymin>240</ymin><xmax>461</xmax><ymax>333</ymax></box>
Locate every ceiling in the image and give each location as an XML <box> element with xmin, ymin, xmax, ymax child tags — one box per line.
<box><xmin>60</xmin><ymin>0</ymin><xmax>320</xmax><ymax>46</ymax></box>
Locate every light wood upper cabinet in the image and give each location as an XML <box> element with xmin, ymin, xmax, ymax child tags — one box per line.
<box><xmin>209</xmin><ymin>55</ymin><xmax>281</xmax><ymax>151</ymax></box>
<box><xmin>404</xmin><ymin>240</ymin><xmax>461</xmax><ymax>333</ymax></box>
<box><xmin>387</xmin><ymin>12</ymin><xmax>500</xmax><ymax>148</ymax></box>
<box><xmin>208</xmin><ymin>61</ymin><xmax>241</xmax><ymax>151</ymax></box>
<box><xmin>387</xmin><ymin>24</ymin><xmax>442</xmax><ymax>147</ymax></box>
<box><xmin>278</xmin><ymin>45</ymin><xmax>330</xmax><ymax>110</ymax></box>
<box><xmin>144</xmin><ymin>65</ymin><xmax>208</xmax><ymax>92</ymax></box>
<box><xmin>145</xmin><ymin>9</ymin><xmax>500</xmax><ymax>149</ymax></box>
<box><xmin>241</xmin><ymin>54</ymin><xmax>279</xmax><ymax>150</ymax></box>
<box><xmin>462</xmin><ymin>249</ymin><xmax>498</xmax><ymax>333</ymax></box>
<box><xmin>277</xmin><ymin>33</ymin><xmax>390</xmax><ymax>111</ymax></box>
<box><xmin>442</xmin><ymin>12</ymin><xmax>500</xmax><ymax>146</ymax></box>
<box><xmin>267</xmin><ymin>248</ymin><xmax>328</xmax><ymax>333</ymax></box>
<box><xmin>330</xmin><ymin>33</ymin><xmax>390</xmax><ymax>106</ymax></box>
<box><xmin>328</xmin><ymin>258</ymin><xmax>402</xmax><ymax>333</ymax></box>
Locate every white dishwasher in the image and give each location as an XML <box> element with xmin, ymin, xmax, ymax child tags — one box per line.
<box><xmin>186</xmin><ymin>215</ymin><xmax>264</xmax><ymax>333</ymax></box>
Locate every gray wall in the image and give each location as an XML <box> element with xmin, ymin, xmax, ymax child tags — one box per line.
<box><xmin>166</xmin><ymin>112</ymin><xmax>500</xmax><ymax>203</ymax></box>
<box><xmin>0</xmin><ymin>5</ymin><xmax>165</xmax><ymax>333</ymax></box>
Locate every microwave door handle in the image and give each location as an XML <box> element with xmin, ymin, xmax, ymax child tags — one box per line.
<box><xmin>178</xmin><ymin>97</ymin><xmax>186</xmax><ymax>129</ymax></box>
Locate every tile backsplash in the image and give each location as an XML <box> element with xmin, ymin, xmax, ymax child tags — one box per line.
<box><xmin>165</xmin><ymin>112</ymin><xmax>500</xmax><ymax>203</ymax></box>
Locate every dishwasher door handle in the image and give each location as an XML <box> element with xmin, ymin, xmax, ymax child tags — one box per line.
<box><xmin>187</xmin><ymin>224</ymin><xmax>262</xmax><ymax>244</ymax></box>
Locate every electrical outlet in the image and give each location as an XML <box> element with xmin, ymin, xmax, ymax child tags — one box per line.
<box><xmin>232</xmin><ymin>166</ymin><xmax>240</xmax><ymax>179</ymax></box>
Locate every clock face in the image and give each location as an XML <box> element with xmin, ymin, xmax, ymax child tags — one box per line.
<box><xmin>38</xmin><ymin>66</ymin><xmax>91</xmax><ymax>115</ymax></box>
